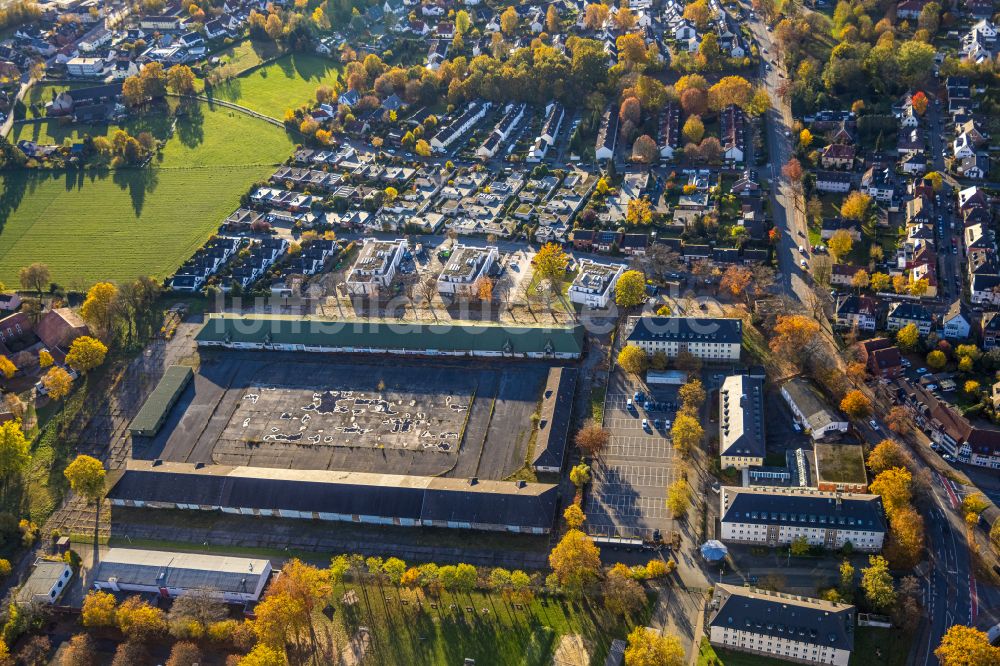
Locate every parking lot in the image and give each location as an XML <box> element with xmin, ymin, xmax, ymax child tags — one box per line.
<box><xmin>585</xmin><ymin>378</ymin><xmax>683</xmax><ymax>540</ymax></box>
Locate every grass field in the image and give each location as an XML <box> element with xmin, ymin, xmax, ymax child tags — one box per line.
<box><xmin>698</xmin><ymin>638</ymin><xmax>786</xmax><ymax>665</ymax></box>
<box><xmin>333</xmin><ymin>583</ymin><xmax>652</xmax><ymax>666</ymax></box>
<box><xmin>210</xmin><ymin>39</ymin><xmax>284</xmax><ymax>76</ymax></box>
<box><xmin>206</xmin><ymin>53</ymin><xmax>342</xmax><ymax>118</ymax></box>
<box><xmin>0</xmin><ymin>102</ymin><xmax>297</xmax><ymax>287</ymax></box>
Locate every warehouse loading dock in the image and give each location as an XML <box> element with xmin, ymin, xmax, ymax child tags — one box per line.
<box><xmin>129</xmin><ymin>365</ymin><xmax>194</xmax><ymax>437</ymax></box>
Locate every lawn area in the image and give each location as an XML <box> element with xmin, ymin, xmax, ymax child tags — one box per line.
<box><xmin>849</xmin><ymin>627</ymin><xmax>911</xmax><ymax>666</ymax></box>
<box><xmin>210</xmin><ymin>38</ymin><xmax>284</xmax><ymax>76</ymax></box>
<box><xmin>25</xmin><ymin>82</ymin><xmax>85</xmax><ymax>109</ymax></box>
<box><xmin>0</xmin><ymin>102</ymin><xmax>297</xmax><ymax>286</ymax></box>
<box><xmin>333</xmin><ymin>583</ymin><xmax>652</xmax><ymax>666</ymax></box>
<box><xmin>206</xmin><ymin>53</ymin><xmax>342</xmax><ymax>118</ymax></box>
<box><xmin>697</xmin><ymin>638</ymin><xmax>786</xmax><ymax>666</ymax></box>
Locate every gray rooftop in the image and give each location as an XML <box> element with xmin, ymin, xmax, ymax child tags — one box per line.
<box><xmin>719</xmin><ymin>375</ymin><xmax>766</xmax><ymax>460</ymax></box>
<box><xmin>93</xmin><ymin>548</ymin><xmax>269</xmax><ymax>595</ymax></box>
<box><xmin>782</xmin><ymin>378</ymin><xmax>841</xmax><ymax>431</ymax></box>
<box><xmin>721</xmin><ymin>486</ymin><xmax>886</xmax><ymax>533</ymax></box>
<box><xmin>710</xmin><ymin>584</ymin><xmax>855</xmax><ymax>652</ymax></box>
<box><xmin>627</xmin><ymin>317</ymin><xmax>743</xmax><ymax>345</ymax></box>
<box><xmin>109</xmin><ymin>461</ymin><xmax>558</xmax><ymax>531</ymax></box>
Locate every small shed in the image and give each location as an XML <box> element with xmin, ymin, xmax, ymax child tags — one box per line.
<box><xmin>16</xmin><ymin>558</ymin><xmax>72</xmax><ymax>606</ymax></box>
<box><xmin>129</xmin><ymin>365</ymin><xmax>193</xmax><ymax>437</ymax></box>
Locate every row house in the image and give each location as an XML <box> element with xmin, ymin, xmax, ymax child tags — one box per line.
<box><xmin>249</xmin><ymin>187</ymin><xmax>313</xmax><ymax>212</ymax></box>
<box><xmin>476</xmin><ymin>103</ymin><xmax>525</xmax><ymax>159</ymax></box>
<box><xmin>527</xmin><ymin>101</ymin><xmax>564</xmax><ymax>162</ymax></box>
<box><xmin>171</xmin><ymin>237</ymin><xmax>242</xmax><ymax>293</ymax></box>
<box><xmin>270</xmin><ymin>167</ymin><xmax>343</xmax><ymax>193</ymax></box>
<box><xmin>430</xmin><ymin>100</ymin><xmax>490</xmax><ymax>152</ymax></box>
<box><xmin>815</xmin><ymin>170</ymin><xmax>852</xmax><ymax>193</ymax></box>
<box><xmin>658</xmin><ymin>103</ymin><xmax>680</xmax><ymax>160</ymax></box>
<box><xmin>720</xmin><ymin>105</ymin><xmax>746</xmax><ymax>163</ymax></box>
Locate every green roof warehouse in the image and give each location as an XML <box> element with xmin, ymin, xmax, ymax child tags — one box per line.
<box><xmin>194</xmin><ymin>314</ymin><xmax>584</xmax><ymax>359</ymax></box>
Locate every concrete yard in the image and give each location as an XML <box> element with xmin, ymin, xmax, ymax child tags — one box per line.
<box><xmin>135</xmin><ymin>352</ymin><xmax>550</xmax><ymax>480</ymax></box>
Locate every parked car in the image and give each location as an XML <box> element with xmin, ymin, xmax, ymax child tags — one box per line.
<box><xmin>916</xmin><ymin>367</ymin><xmax>928</xmax><ymax>374</ymax></box>
<box><xmin>869</xmin><ymin>420</ymin><xmax>880</xmax><ymax>431</ymax></box>
<box><xmin>942</xmin><ymin>454</ymin><xmax>956</xmax><ymax>462</ymax></box>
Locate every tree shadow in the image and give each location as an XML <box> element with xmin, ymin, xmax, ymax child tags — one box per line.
<box><xmin>0</xmin><ymin>171</ymin><xmax>30</xmax><ymax>234</ymax></box>
<box><xmin>175</xmin><ymin>102</ymin><xmax>206</xmax><ymax>149</ymax></box>
<box><xmin>112</xmin><ymin>166</ymin><xmax>159</xmax><ymax>218</ymax></box>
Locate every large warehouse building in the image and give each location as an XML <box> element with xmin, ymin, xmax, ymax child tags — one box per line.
<box><xmin>194</xmin><ymin>314</ymin><xmax>584</xmax><ymax>359</ymax></box>
<box><xmin>108</xmin><ymin>461</ymin><xmax>559</xmax><ymax>534</ymax></box>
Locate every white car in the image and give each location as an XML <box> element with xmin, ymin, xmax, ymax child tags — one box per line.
<box><xmin>869</xmin><ymin>420</ymin><xmax>880</xmax><ymax>431</ymax></box>
<box><xmin>916</xmin><ymin>367</ymin><xmax>928</xmax><ymax>374</ymax></box>
<box><xmin>798</xmin><ymin>245</ymin><xmax>805</xmax><ymax>253</ymax></box>
<box><xmin>800</xmin><ymin>259</ymin><xmax>807</xmax><ymax>268</ymax></box>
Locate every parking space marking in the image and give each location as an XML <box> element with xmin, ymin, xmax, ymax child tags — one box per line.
<box><xmin>604</xmin><ymin>438</ymin><xmax>673</xmax><ymax>460</ymax></box>
<box><xmin>594</xmin><ymin>464</ymin><xmax>673</xmax><ymax>488</ymax></box>
<box><xmin>592</xmin><ymin>494</ymin><xmax>671</xmax><ymax>519</ymax></box>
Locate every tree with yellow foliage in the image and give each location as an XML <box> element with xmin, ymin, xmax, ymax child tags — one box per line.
<box><xmin>964</xmin><ymin>379</ymin><xmax>981</xmax><ymax>396</ymax></box>
<box><xmin>840</xmin><ymin>390</ymin><xmax>872</xmax><ymax>418</ymax></box>
<box><xmin>81</xmin><ymin>590</ymin><xmax>117</xmax><ymax>628</ymax></box>
<box><xmin>617</xmin><ymin>345</ymin><xmax>648</xmax><ymax>375</ymax></box>
<box><xmin>415</xmin><ymin>139</ymin><xmax>432</xmax><ymax>156</ymax></box>
<box><xmin>720</xmin><ymin>265</ymin><xmax>752</xmax><ymax>300</ymax></box>
<box><xmin>564</xmin><ymin>504</ymin><xmax>585</xmax><ymax>529</ymax></box>
<box><xmin>41</xmin><ymin>366</ymin><xmax>72</xmax><ymax>400</ymax></box>
<box><xmin>799</xmin><ymin>128</ymin><xmax>813</xmax><ymax>148</ymax></box>
<box><xmin>867</xmin><ymin>439</ymin><xmax>909</xmax><ymax>475</ymax></box>
<box><xmin>533</xmin><ymin>242</ymin><xmax>569</xmax><ymax>283</ymax></box>
<box><xmin>548</xmin><ymin>529</ymin><xmax>601</xmax><ymax>590</ymax></box>
<box><xmin>935</xmin><ymin>625</ymin><xmax>1000</xmax><ymax>665</ymax></box>
<box><xmin>769</xmin><ymin>315</ymin><xmax>820</xmax><ymax>363</ymax></box>
<box><xmin>500</xmin><ymin>6</ymin><xmax>518</xmax><ymax>35</ymax></box>
<box><xmin>840</xmin><ymin>191</ymin><xmax>872</xmax><ymax>221</ymax></box>
<box><xmin>238</xmin><ymin>645</ymin><xmax>286</xmax><ymax>666</ymax></box>
<box><xmin>827</xmin><ymin>229</ymin><xmax>853</xmax><ymax>262</ymax></box>
<box><xmin>870</xmin><ymin>467</ymin><xmax>912</xmax><ymax>517</ymax></box>
<box><xmin>570</xmin><ymin>463</ymin><xmax>591</xmax><ymax>487</ymax></box>
<box><xmin>670</xmin><ymin>412</ymin><xmax>703</xmax><ymax>456</ymax></box>
<box><xmin>0</xmin><ymin>355</ymin><xmax>16</xmax><ymax>379</ymax></box>
<box><xmin>80</xmin><ymin>281</ymin><xmax>119</xmax><ymax>336</ymax></box>
<box><xmin>896</xmin><ymin>323</ymin><xmax>920</xmax><ymax>351</ymax></box>
<box><xmin>38</xmin><ymin>349</ymin><xmax>52</xmax><ymax>368</ymax></box>
<box><xmin>615</xmin><ymin>270</ymin><xmax>646</xmax><ymax>308</ymax></box>
<box><xmin>116</xmin><ymin>595</ymin><xmax>168</xmax><ymax>641</ymax></box>
<box><xmin>624</xmin><ymin>627</ymin><xmax>685</xmax><ymax>666</ymax></box>
<box><xmin>64</xmin><ymin>454</ymin><xmax>106</xmax><ymax>505</ymax></box>
<box><xmin>66</xmin><ymin>336</ymin><xmax>108</xmax><ymax>374</ymax></box>
<box><xmin>626</xmin><ymin>197</ymin><xmax>653</xmax><ymax>225</ymax></box>
<box><xmin>926</xmin><ymin>349</ymin><xmax>946</xmax><ymax>370</ymax></box>
<box><xmin>166</xmin><ymin>64</ymin><xmax>196</xmax><ymax>95</ymax></box>
<box><xmin>666</xmin><ymin>478</ymin><xmax>690</xmax><ymax>518</ymax></box>
<box><xmin>870</xmin><ymin>272</ymin><xmax>891</xmax><ymax>292</ymax></box>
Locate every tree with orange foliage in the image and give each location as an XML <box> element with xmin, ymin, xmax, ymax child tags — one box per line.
<box><xmin>840</xmin><ymin>389</ymin><xmax>872</xmax><ymax>419</ymax></box>
<box><xmin>768</xmin><ymin>315</ymin><xmax>820</xmax><ymax>364</ymax></box>
<box><xmin>911</xmin><ymin>91</ymin><xmax>928</xmax><ymax>115</ymax></box>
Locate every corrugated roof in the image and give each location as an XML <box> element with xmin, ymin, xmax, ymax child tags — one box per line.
<box><xmin>195</xmin><ymin>314</ymin><xmax>584</xmax><ymax>356</ymax></box>
<box><xmin>129</xmin><ymin>366</ymin><xmax>193</xmax><ymax>435</ymax></box>
<box><xmin>109</xmin><ymin>462</ymin><xmax>558</xmax><ymax>530</ymax></box>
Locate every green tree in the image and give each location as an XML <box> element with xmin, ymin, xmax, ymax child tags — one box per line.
<box><xmin>790</xmin><ymin>536</ymin><xmax>810</xmax><ymax>556</ymax></box>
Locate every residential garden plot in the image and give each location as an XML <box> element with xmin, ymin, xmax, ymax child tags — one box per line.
<box><xmin>205</xmin><ymin>53</ymin><xmax>342</xmax><ymax>118</ymax></box>
<box><xmin>0</xmin><ymin>103</ymin><xmax>296</xmax><ymax>286</ymax></box>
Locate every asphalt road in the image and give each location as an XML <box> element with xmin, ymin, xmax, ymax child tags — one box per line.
<box><xmin>746</xmin><ymin>13</ymin><xmax>813</xmax><ymax>308</ymax></box>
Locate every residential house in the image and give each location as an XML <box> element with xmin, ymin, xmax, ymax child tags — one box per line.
<box><xmin>815</xmin><ymin>170</ymin><xmax>852</xmax><ymax>193</ymax></box>
<box><xmin>344</xmin><ymin>238</ymin><xmax>406</xmax><ymax>296</ymax></box>
<box><xmin>568</xmin><ymin>260</ymin><xmax>625</xmax><ymax>308</ymax></box>
<box><xmin>820</xmin><ymin>143</ymin><xmax>855</xmax><ymax>169</ymax></box>
<box><xmin>835</xmin><ymin>295</ymin><xmax>880</xmax><ymax>332</ymax></box>
<box><xmin>436</xmin><ymin>245</ymin><xmax>499</xmax><ymax>297</ymax></box>
<box><xmin>942</xmin><ymin>300</ymin><xmax>972</xmax><ymax>340</ymax></box>
<box><xmin>859</xmin><ymin>338</ymin><xmax>903</xmax><ymax>379</ymax></box>
<box><xmin>595</xmin><ymin>106</ymin><xmax>618</xmax><ymax>161</ymax></box>
<box><xmin>886</xmin><ymin>301</ymin><xmax>934</xmax><ymax>334</ymax></box>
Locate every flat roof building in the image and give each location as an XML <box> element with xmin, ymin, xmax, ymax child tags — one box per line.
<box><xmin>16</xmin><ymin>559</ymin><xmax>72</xmax><ymax>606</ymax></box>
<box><xmin>532</xmin><ymin>367</ymin><xmax>578</xmax><ymax>473</ymax></box>
<box><xmin>720</xmin><ymin>486</ymin><xmax>886</xmax><ymax>552</ymax></box>
<box><xmin>626</xmin><ymin>317</ymin><xmax>742</xmax><ymax>361</ymax></box>
<box><xmin>719</xmin><ymin>375</ymin><xmax>766</xmax><ymax>470</ymax></box>
<box><xmin>92</xmin><ymin>548</ymin><xmax>271</xmax><ymax>603</ymax></box>
<box><xmin>345</xmin><ymin>239</ymin><xmax>406</xmax><ymax>295</ymax></box>
<box><xmin>814</xmin><ymin>443</ymin><xmax>868</xmax><ymax>493</ymax></box>
<box><xmin>437</xmin><ymin>245</ymin><xmax>499</xmax><ymax>297</ymax></box>
<box><xmin>568</xmin><ymin>260</ymin><xmax>625</xmax><ymax>309</ymax></box>
<box><xmin>780</xmin><ymin>378</ymin><xmax>849</xmax><ymax>441</ymax></box>
<box><xmin>710</xmin><ymin>584</ymin><xmax>855</xmax><ymax>666</ymax></box>
<box><xmin>108</xmin><ymin>461</ymin><xmax>559</xmax><ymax>534</ymax></box>
<box><xmin>129</xmin><ymin>365</ymin><xmax>193</xmax><ymax>437</ymax></box>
